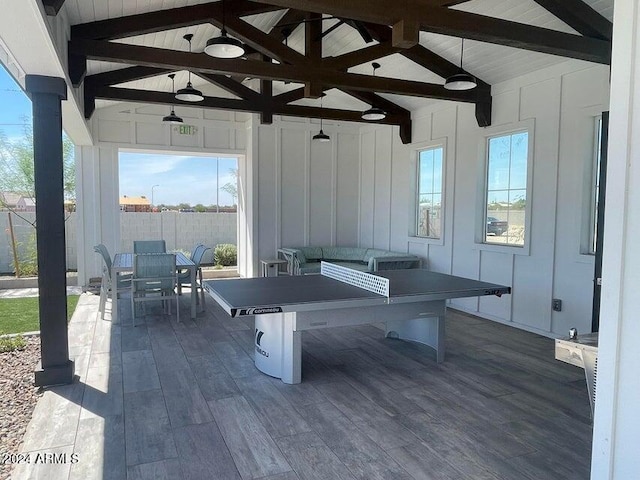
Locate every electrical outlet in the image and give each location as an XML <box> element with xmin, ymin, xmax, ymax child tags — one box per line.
<box><xmin>552</xmin><ymin>299</ymin><xmax>562</xmax><ymax>312</ymax></box>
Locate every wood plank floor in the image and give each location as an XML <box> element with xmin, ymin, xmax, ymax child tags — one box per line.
<box><xmin>15</xmin><ymin>293</ymin><xmax>592</xmax><ymax>480</ymax></box>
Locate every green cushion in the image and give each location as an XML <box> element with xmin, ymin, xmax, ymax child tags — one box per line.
<box><xmin>299</xmin><ymin>263</ymin><xmax>322</xmax><ymax>274</ymax></box>
<box><xmin>322</xmin><ymin>247</ymin><xmax>367</xmax><ymax>262</ymax></box>
<box><xmin>332</xmin><ymin>261</ymin><xmax>370</xmax><ymax>272</ymax></box>
<box><xmin>300</xmin><ymin>246</ymin><xmax>323</xmax><ymax>261</ymax></box>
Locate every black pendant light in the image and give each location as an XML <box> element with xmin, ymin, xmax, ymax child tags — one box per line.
<box><xmin>204</xmin><ymin>0</ymin><xmax>246</xmax><ymax>59</ymax></box>
<box><xmin>163</xmin><ymin>74</ymin><xmax>184</xmax><ymax>124</ymax></box>
<box><xmin>444</xmin><ymin>38</ymin><xmax>477</xmax><ymax>91</ymax></box>
<box><xmin>361</xmin><ymin>62</ymin><xmax>386</xmax><ymax>121</ymax></box>
<box><xmin>313</xmin><ymin>96</ymin><xmax>330</xmax><ymax>142</ymax></box>
<box><xmin>176</xmin><ymin>34</ymin><xmax>204</xmax><ymax>102</ymax></box>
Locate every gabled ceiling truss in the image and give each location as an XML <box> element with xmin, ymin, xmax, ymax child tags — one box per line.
<box><xmin>59</xmin><ymin>0</ymin><xmax>611</xmax><ymax>144</ymax></box>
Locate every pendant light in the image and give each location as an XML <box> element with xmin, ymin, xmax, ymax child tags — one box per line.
<box><xmin>163</xmin><ymin>74</ymin><xmax>184</xmax><ymax>124</ymax></box>
<box><xmin>176</xmin><ymin>34</ymin><xmax>204</xmax><ymax>102</ymax></box>
<box><xmin>361</xmin><ymin>63</ymin><xmax>386</xmax><ymax>121</ymax></box>
<box><xmin>444</xmin><ymin>38</ymin><xmax>477</xmax><ymax>91</ymax></box>
<box><xmin>312</xmin><ymin>96</ymin><xmax>330</xmax><ymax>142</ymax></box>
<box><xmin>204</xmin><ymin>0</ymin><xmax>245</xmax><ymax>59</ymax></box>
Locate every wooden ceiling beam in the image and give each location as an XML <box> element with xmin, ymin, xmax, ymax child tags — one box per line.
<box><xmin>304</xmin><ymin>12</ymin><xmax>323</xmax><ymax>98</ymax></box>
<box><xmin>532</xmin><ymin>0</ymin><xmax>612</xmax><ymax>40</ymax></box>
<box><xmin>70</xmin><ymin>39</ymin><xmax>486</xmax><ymax>103</ymax></box>
<box><xmin>392</xmin><ymin>18</ymin><xmax>419</xmax><ymax>48</ymax></box>
<box><xmin>85</xmin><ymin>66</ymin><xmax>172</xmax><ymax>87</ymax></box>
<box><xmin>71</xmin><ymin>1</ymin><xmax>282</xmax><ymax>40</ymax></box>
<box><xmin>42</xmin><ymin>0</ymin><xmax>66</xmax><ymax>16</ymax></box>
<box><xmin>250</xmin><ymin>0</ymin><xmax>611</xmax><ymax>64</ymax></box>
<box><xmin>222</xmin><ymin>15</ymin><xmax>309</xmax><ymax>65</ymax></box>
<box><xmin>356</xmin><ymin>23</ymin><xmax>492</xmax><ymax>89</ymax></box>
<box><xmin>324</xmin><ymin>43</ymin><xmax>399</xmax><ymax>71</ymax></box>
<box><xmin>91</xmin><ymin>85</ymin><xmax>410</xmax><ymax>126</ymax></box>
<box><xmin>194</xmin><ymin>72</ymin><xmax>262</xmax><ymax>101</ymax></box>
<box><xmin>271</xmin><ymin>9</ymin><xmax>308</xmax><ymax>39</ymax></box>
<box><xmin>273</xmin><ymin>87</ymin><xmax>306</xmax><ymax>104</ymax></box>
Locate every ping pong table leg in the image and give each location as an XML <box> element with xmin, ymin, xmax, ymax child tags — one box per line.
<box><xmin>384</xmin><ymin>301</ymin><xmax>446</xmax><ymax>363</ymax></box>
<box><xmin>281</xmin><ymin>313</ymin><xmax>302</xmax><ymax>384</ymax></box>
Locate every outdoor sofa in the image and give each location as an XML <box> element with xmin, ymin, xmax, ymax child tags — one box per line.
<box><xmin>278</xmin><ymin>246</ymin><xmax>422</xmax><ymax>275</ymax></box>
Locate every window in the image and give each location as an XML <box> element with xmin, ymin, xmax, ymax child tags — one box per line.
<box><xmin>589</xmin><ymin>115</ymin><xmax>603</xmax><ymax>254</ymax></box>
<box><xmin>416</xmin><ymin>146</ymin><xmax>444</xmax><ymax>239</ymax></box>
<box><xmin>485</xmin><ymin>131</ymin><xmax>528</xmax><ymax>246</ymax></box>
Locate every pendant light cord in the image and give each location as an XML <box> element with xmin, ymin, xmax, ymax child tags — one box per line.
<box><xmin>460</xmin><ymin>38</ymin><xmax>465</xmax><ymax>70</ymax></box>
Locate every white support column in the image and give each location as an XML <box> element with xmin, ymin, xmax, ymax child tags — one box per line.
<box><xmin>591</xmin><ymin>2</ymin><xmax>640</xmax><ymax>478</ymax></box>
<box><xmin>76</xmin><ymin>145</ymin><xmax>120</xmax><ymax>286</ymax></box>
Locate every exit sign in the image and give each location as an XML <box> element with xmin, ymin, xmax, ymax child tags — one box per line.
<box><xmin>173</xmin><ymin>125</ymin><xmax>198</xmax><ymax>135</ymax></box>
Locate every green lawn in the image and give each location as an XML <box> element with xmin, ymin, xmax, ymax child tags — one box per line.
<box><xmin>0</xmin><ymin>295</ymin><xmax>80</xmax><ymax>335</ymax></box>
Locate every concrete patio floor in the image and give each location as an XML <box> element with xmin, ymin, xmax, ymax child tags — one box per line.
<box><xmin>13</xmin><ymin>292</ymin><xmax>592</xmax><ymax>480</ymax></box>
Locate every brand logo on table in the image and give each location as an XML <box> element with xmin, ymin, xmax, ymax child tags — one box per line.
<box><xmin>255</xmin><ymin>329</ymin><xmax>269</xmax><ymax>357</ymax></box>
<box><xmin>234</xmin><ymin>306</ymin><xmax>283</xmax><ymax>316</ymax></box>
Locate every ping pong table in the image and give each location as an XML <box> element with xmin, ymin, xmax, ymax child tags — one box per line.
<box><xmin>204</xmin><ymin>262</ymin><xmax>510</xmax><ymax>384</ymax></box>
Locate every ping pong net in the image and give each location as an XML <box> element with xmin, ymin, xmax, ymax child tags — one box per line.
<box><xmin>320</xmin><ymin>261</ymin><xmax>390</xmax><ymax>297</ymax></box>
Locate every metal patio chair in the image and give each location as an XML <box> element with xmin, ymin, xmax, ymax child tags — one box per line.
<box><xmin>131</xmin><ymin>253</ymin><xmax>179</xmax><ymax>326</ymax></box>
<box><xmin>133</xmin><ymin>240</ymin><xmax>166</xmax><ymax>254</ymax></box>
<box><xmin>94</xmin><ymin>244</ymin><xmax>131</xmax><ymax>321</ymax></box>
<box><xmin>177</xmin><ymin>244</ymin><xmax>211</xmax><ymax>312</ymax></box>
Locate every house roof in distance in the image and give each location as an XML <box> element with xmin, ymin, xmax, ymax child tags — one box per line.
<box><xmin>119</xmin><ymin>195</ymin><xmax>150</xmax><ymax>206</ymax></box>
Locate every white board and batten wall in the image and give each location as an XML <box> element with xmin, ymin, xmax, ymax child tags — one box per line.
<box><xmin>357</xmin><ymin>60</ymin><xmax>609</xmax><ymax>339</ymax></box>
<box><xmin>75</xmin><ymin>60</ymin><xmax>609</xmax><ymax>341</ymax></box>
<box><xmin>75</xmin><ymin>103</ymin><xmax>250</xmax><ymax>285</ymax></box>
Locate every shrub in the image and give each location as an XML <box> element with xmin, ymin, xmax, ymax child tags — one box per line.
<box><xmin>0</xmin><ymin>335</ymin><xmax>27</xmax><ymax>353</ymax></box>
<box><xmin>214</xmin><ymin>244</ymin><xmax>237</xmax><ymax>266</ymax></box>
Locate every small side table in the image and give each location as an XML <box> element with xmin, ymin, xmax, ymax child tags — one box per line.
<box><xmin>260</xmin><ymin>258</ymin><xmax>289</xmax><ymax>277</ymax></box>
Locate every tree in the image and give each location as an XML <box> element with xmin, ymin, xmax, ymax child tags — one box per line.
<box><xmin>194</xmin><ymin>203</ymin><xmax>206</xmax><ymax>213</ymax></box>
<box><xmin>0</xmin><ymin>123</ymin><xmax>75</xmax><ymax>207</ymax></box>
<box><xmin>220</xmin><ymin>168</ymin><xmax>238</xmax><ymax>205</ymax></box>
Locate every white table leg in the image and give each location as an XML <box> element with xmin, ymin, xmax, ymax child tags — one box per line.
<box><xmin>282</xmin><ymin>313</ymin><xmax>302</xmax><ymax>384</ymax></box>
<box><xmin>384</xmin><ymin>300</ymin><xmax>446</xmax><ymax>363</ymax></box>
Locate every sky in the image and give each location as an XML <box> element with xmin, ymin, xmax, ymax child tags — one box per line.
<box><xmin>0</xmin><ymin>64</ymin><xmax>237</xmax><ymax>206</ymax></box>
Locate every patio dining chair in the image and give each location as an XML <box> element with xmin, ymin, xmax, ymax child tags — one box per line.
<box><xmin>133</xmin><ymin>240</ymin><xmax>166</xmax><ymax>254</ymax></box>
<box><xmin>94</xmin><ymin>244</ymin><xmax>131</xmax><ymax>321</ymax></box>
<box><xmin>177</xmin><ymin>244</ymin><xmax>211</xmax><ymax>312</ymax></box>
<box><xmin>131</xmin><ymin>253</ymin><xmax>179</xmax><ymax>326</ymax></box>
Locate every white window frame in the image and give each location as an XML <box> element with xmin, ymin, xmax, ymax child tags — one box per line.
<box><xmin>409</xmin><ymin>141</ymin><xmax>446</xmax><ymax>245</ymax></box>
<box><xmin>586</xmin><ymin>114</ymin><xmax>603</xmax><ymax>255</ymax></box>
<box><xmin>475</xmin><ymin>119</ymin><xmax>535</xmax><ymax>255</ymax></box>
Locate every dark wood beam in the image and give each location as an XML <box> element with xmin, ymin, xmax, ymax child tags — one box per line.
<box><xmin>85</xmin><ymin>66</ymin><xmax>172</xmax><ymax>87</ymax></box>
<box><xmin>261</xmin><ymin>55</ymin><xmax>274</xmax><ymax>123</ymax></box>
<box><xmin>392</xmin><ymin>18</ymin><xmax>419</xmax><ymax>48</ymax></box>
<box><xmin>271</xmin><ymin>9</ymin><xmax>308</xmax><ymax>39</ymax></box>
<box><xmin>69</xmin><ymin>39</ymin><xmax>487</xmax><ymax>103</ymax></box>
<box><xmin>324</xmin><ymin>43</ymin><xmax>398</xmax><ymax>71</ymax></box>
<box><xmin>91</xmin><ymin>86</ymin><xmax>410</xmax><ymax>127</ymax></box>
<box><xmin>68</xmin><ymin>53</ymin><xmax>87</xmax><ymax>87</ymax></box>
<box><xmin>532</xmin><ymin>0</ymin><xmax>612</xmax><ymax>40</ymax></box>
<box><xmin>71</xmin><ymin>1</ymin><xmax>282</xmax><ymax>40</ymax></box>
<box><xmin>273</xmin><ymin>87</ymin><xmax>306</xmax><ymax>104</ymax></box>
<box><xmin>475</xmin><ymin>100</ymin><xmax>491</xmax><ymax>127</ymax></box>
<box><xmin>223</xmin><ymin>15</ymin><xmax>309</xmax><ymax>65</ymax></box>
<box><xmin>365</xmin><ymin>22</ymin><xmax>492</xmax><ymax>87</ymax></box>
<box><xmin>304</xmin><ymin>12</ymin><xmax>323</xmax><ymax>97</ymax></box>
<box><xmin>42</xmin><ymin>0</ymin><xmax>66</xmax><ymax>16</ymax></box>
<box><xmin>194</xmin><ymin>73</ymin><xmax>262</xmax><ymax>101</ymax></box>
<box><xmin>250</xmin><ymin>0</ymin><xmax>611</xmax><ymax>64</ymax></box>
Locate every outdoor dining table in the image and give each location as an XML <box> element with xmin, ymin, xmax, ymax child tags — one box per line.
<box><xmin>111</xmin><ymin>252</ymin><xmax>197</xmax><ymax>323</ymax></box>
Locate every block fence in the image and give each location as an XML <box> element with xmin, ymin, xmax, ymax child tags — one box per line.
<box><xmin>0</xmin><ymin>211</ymin><xmax>237</xmax><ymax>274</ymax></box>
